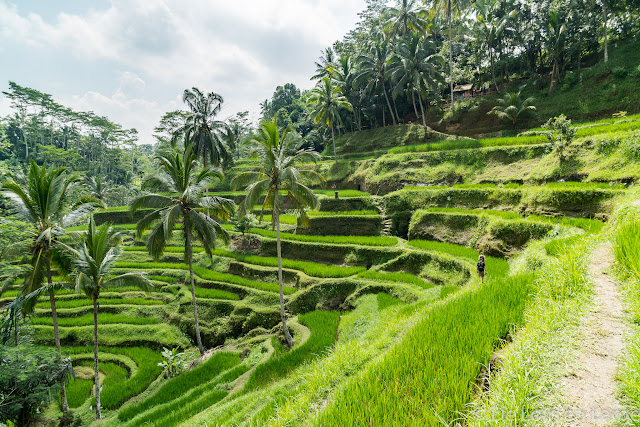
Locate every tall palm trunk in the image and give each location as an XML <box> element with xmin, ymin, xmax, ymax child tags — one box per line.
<box><xmin>490</xmin><ymin>42</ymin><xmax>499</xmax><ymax>93</ymax></box>
<box><xmin>448</xmin><ymin>1</ymin><xmax>455</xmax><ymax>111</ymax></box>
<box><xmin>92</xmin><ymin>293</ymin><xmax>102</xmax><ymax>419</ymax></box>
<box><xmin>48</xmin><ymin>260</ymin><xmax>69</xmax><ymax>414</ymax></box>
<box><xmin>603</xmin><ymin>0</ymin><xmax>608</xmax><ymax>62</ymax></box>
<box><xmin>418</xmin><ymin>92</ymin><xmax>427</xmax><ymax>127</ymax></box>
<box><xmin>331</xmin><ymin>125</ymin><xmax>337</xmax><ymax>162</ymax></box>
<box><xmin>411</xmin><ymin>91</ymin><xmax>420</xmax><ymax>125</ymax></box>
<box><xmin>383</xmin><ymin>88</ymin><xmax>396</xmax><ymax>126</ymax></box>
<box><xmin>274</xmin><ymin>193</ymin><xmax>294</xmax><ymax>347</ymax></box>
<box><xmin>185</xmin><ymin>228</ymin><xmax>205</xmax><ymax>355</ymax></box>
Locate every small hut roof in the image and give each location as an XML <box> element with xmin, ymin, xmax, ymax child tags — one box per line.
<box><xmin>453</xmin><ymin>83</ymin><xmax>474</xmax><ymax>92</ymax></box>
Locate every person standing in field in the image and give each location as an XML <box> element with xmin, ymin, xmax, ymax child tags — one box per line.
<box><xmin>477</xmin><ymin>254</ymin><xmax>486</xmax><ymax>283</ymax></box>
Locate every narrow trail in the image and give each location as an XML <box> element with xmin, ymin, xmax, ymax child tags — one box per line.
<box><xmin>562</xmin><ymin>243</ymin><xmax>628</xmax><ymax>425</ymax></box>
<box><xmin>372</xmin><ymin>196</ymin><xmax>392</xmax><ymax>236</ymax></box>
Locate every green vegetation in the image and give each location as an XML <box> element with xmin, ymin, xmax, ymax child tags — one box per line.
<box><xmin>31</xmin><ymin>313</ymin><xmax>160</xmax><ymax>327</ymax></box>
<box><xmin>244</xmin><ymin>310</ymin><xmax>340</xmax><ymax>391</ymax></box>
<box><xmin>246</xmin><ymin>228</ymin><xmax>397</xmax><ymax>246</ymax></box>
<box><xmin>316</xmin><ymin>272</ymin><xmax>533</xmax><ymax>425</ymax></box>
<box><xmin>389</xmin><ymin>134</ymin><xmax>546</xmax><ymax>154</ymax></box>
<box><xmin>357</xmin><ymin>270</ymin><xmax>432</xmax><ymax>290</ymax></box>
<box><xmin>118</xmin><ymin>351</ymin><xmax>241</xmax><ymax>422</ymax></box>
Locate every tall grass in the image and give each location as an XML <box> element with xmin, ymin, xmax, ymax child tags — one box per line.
<box><xmin>115</xmin><ymin>261</ymin><xmax>293</xmax><ymax>295</ymax></box>
<box><xmin>64</xmin><ymin>346</ymin><xmax>163</xmax><ymax>409</ymax></box>
<box><xmin>388</xmin><ymin>135</ymin><xmax>547</xmax><ymax>154</ymax></box>
<box><xmin>36</xmin><ymin>297</ymin><xmax>163</xmax><ymax>309</ymax></box>
<box><xmin>126</xmin><ymin>364</ymin><xmax>250</xmax><ymax>427</ymax></box>
<box><xmin>315</xmin><ymin>273</ymin><xmax>533</xmax><ymax>426</ymax></box>
<box><xmin>118</xmin><ymin>351</ymin><xmax>241</xmax><ymax>421</ymax></box>
<box><xmin>357</xmin><ymin>270</ymin><xmax>432</xmax><ymax>290</ymax></box>
<box><xmin>244</xmin><ymin>311</ymin><xmax>340</xmax><ymax>391</ymax></box>
<box><xmin>613</xmin><ymin>220</ymin><xmax>640</xmax><ymax>281</ymax></box>
<box><xmin>313</xmin><ymin>190</ymin><xmax>370</xmax><ymax>197</ymax></box>
<box><xmin>307</xmin><ymin>210</ymin><xmax>379</xmax><ymax>216</ymax></box>
<box><xmin>66</xmin><ymin>377</ymin><xmax>94</xmax><ymax>408</ymax></box>
<box><xmin>247</xmin><ymin>228</ymin><xmax>397</xmax><ymax>246</ymax></box>
<box><xmin>31</xmin><ymin>313</ymin><xmax>160</xmax><ymax>327</ymax></box>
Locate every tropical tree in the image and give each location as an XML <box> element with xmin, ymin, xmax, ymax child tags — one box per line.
<box><xmin>389</xmin><ymin>34</ymin><xmax>444</xmax><ymax>127</ymax></box>
<box><xmin>311</xmin><ymin>47</ymin><xmax>336</xmax><ymax>81</ymax></box>
<box><xmin>307</xmin><ymin>77</ymin><xmax>353</xmax><ymax>161</ymax></box>
<box><xmin>130</xmin><ymin>144</ymin><xmax>233</xmax><ymax>355</ymax></box>
<box><xmin>432</xmin><ymin>0</ymin><xmax>469</xmax><ymax>109</ymax></box>
<box><xmin>356</xmin><ymin>35</ymin><xmax>398</xmax><ymax>126</ymax></box>
<box><xmin>84</xmin><ymin>175</ymin><xmax>108</xmax><ymax>202</ymax></box>
<box><xmin>176</xmin><ymin>88</ymin><xmax>229</xmax><ymax>168</ymax></box>
<box><xmin>474</xmin><ymin>0</ymin><xmax>514</xmax><ymax>93</ymax></box>
<box><xmin>386</xmin><ymin>0</ymin><xmax>426</xmax><ymax>38</ymax></box>
<box><xmin>1</xmin><ymin>160</ymin><xmax>91</xmax><ymax>415</ymax></box>
<box><xmin>232</xmin><ymin>119</ymin><xmax>324</xmax><ymax>347</ymax></box>
<box><xmin>546</xmin><ymin>10</ymin><xmax>567</xmax><ymax>95</ymax></box>
<box><xmin>72</xmin><ymin>215</ymin><xmax>152</xmax><ymax>419</ymax></box>
<box><xmin>488</xmin><ymin>91</ymin><xmax>536</xmax><ymax>130</ymax></box>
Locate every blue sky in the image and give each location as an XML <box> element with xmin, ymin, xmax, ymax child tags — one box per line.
<box><xmin>0</xmin><ymin>0</ymin><xmax>366</xmax><ymax>145</ymax></box>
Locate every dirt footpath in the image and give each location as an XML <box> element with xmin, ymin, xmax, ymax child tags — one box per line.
<box><xmin>562</xmin><ymin>243</ymin><xmax>629</xmax><ymax>425</ymax></box>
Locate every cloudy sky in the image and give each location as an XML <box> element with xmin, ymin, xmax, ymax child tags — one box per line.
<box><xmin>0</xmin><ymin>0</ymin><xmax>366</xmax><ymax>144</ymax></box>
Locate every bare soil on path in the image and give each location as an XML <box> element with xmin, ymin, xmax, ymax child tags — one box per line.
<box><xmin>562</xmin><ymin>243</ymin><xmax>628</xmax><ymax>426</ymax></box>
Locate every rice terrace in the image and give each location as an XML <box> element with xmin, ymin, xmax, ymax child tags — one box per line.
<box><xmin>1</xmin><ymin>1</ymin><xmax>640</xmax><ymax>426</ymax></box>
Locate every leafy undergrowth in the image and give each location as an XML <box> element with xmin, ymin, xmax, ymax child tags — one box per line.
<box><xmin>243</xmin><ymin>227</ymin><xmax>397</xmax><ymax>246</ymax></box>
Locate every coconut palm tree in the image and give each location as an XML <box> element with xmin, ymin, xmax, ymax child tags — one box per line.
<box><xmin>386</xmin><ymin>0</ymin><xmax>426</xmax><ymax>38</ymax></box>
<box><xmin>432</xmin><ymin>0</ymin><xmax>469</xmax><ymax>109</ymax></box>
<box><xmin>72</xmin><ymin>215</ymin><xmax>152</xmax><ymax>419</ymax></box>
<box><xmin>307</xmin><ymin>77</ymin><xmax>353</xmax><ymax>162</ymax></box>
<box><xmin>1</xmin><ymin>160</ymin><xmax>92</xmax><ymax>415</ymax></box>
<box><xmin>474</xmin><ymin>0</ymin><xmax>514</xmax><ymax>93</ymax></box>
<box><xmin>389</xmin><ymin>34</ymin><xmax>444</xmax><ymax>127</ymax></box>
<box><xmin>488</xmin><ymin>91</ymin><xmax>536</xmax><ymax>130</ymax></box>
<box><xmin>130</xmin><ymin>144</ymin><xmax>233</xmax><ymax>355</ymax></box>
<box><xmin>176</xmin><ymin>88</ymin><xmax>229</xmax><ymax>168</ymax></box>
<box><xmin>311</xmin><ymin>47</ymin><xmax>336</xmax><ymax>81</ymax></box>
<box><xmin>355</xmin><ymin>35</ymin><xmax>398</xmax><ymax>126</ymax></box>
<box><xmin>232</xmin><ymin>119</ymin><xmax>324</xmax><ymax>347</ymax></box>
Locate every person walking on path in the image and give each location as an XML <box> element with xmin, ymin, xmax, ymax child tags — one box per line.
<box><xmin>477</xmin><ymin>253</ymin><xmax>486</xmax><ymax>283</ymax></box>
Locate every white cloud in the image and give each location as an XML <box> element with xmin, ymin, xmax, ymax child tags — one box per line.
<box><xmin>0</xmin><ymin>0</ymin><xmax>366</xmax><ymax>144</ymax></box>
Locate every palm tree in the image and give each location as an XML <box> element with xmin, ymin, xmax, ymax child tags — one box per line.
<box><xmin>474</xmin><ymin>0</ymin><xmax>513</xmax><ymax>93</ymax></box>
<box><xmin>333</xmin><ymin>55</ymin><xmax>362</xmax><ymax>131</ymax></box>
<box><xmin>432</xmin><ymin>0</ymin><xmax>469</xmax><ymax>109</ymax></box>
<box><xmin>72</xmin><ymin>215</ymin><xmax>152</xmax><ymax>419</ymax></box>
<box><xmin>355</xmin><ymin>35</ymin><xmax>398</xmax><ymax>126</ymax></box>
<box><xmin>311</xmin><ymin>47</ymin><xmax>336</xmax><ymax>81</ymax></box>
<box><xmin>488</xmin><ymin>91</ymin><xmax>536</xmax><ymax>130</ymax></box>
<box><xmin>386</xmin><ymin>0</ymin><xmax>425</xmax><ymax>38</ymax></box>
<box><xmin>130</xmin><ymin>144</ymin><xmax>233</xmax><ymax>355</ymax></box>
<box><xmin>1</xmin><ymin>160</ymin><xmax>91</xmax><ymax>415</ymax></box>
<box><xmin>176</xmin><ymin>88</ymin><xmax>229</xmax><ymax>168</ymax></box>
<box><xmin>307</xmin><ymin>77</ymin><xmax>353</xmax><ymax>162</ymax></box>
<box><xmin>232</xmin><ymin>119</ymin><xmax>324</xmax><ymax>347</ymax></box>
<box><xmin>546</xmin><ymin>11</ymin><xmax>567</xmax><ymax>95</ymax></box>
<box><xmin>389</xmin><ymin>34</ymin><xmax>444</xmax><ymax>127</ymax></box>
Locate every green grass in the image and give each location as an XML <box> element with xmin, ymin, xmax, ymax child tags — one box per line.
<box><xmin>192</xmin><ymin>286</ymin><xmax>241</xmax><ymax>300</ymax></box>
<box><xmin>388</xmin><ymin>135</ymin><xmax>547</xmax><ymax>154</ymax></box>
<box><xmin>315</xmin><ymin>272</ymin><xmax>533</xmax><ymax>425</ymax></box>
<box><xmin>313</xmin><ymin>190</ymin><xmax>370</xmax><ymax>197</ymax></box>
<box><xmin>307</xmin><ymin>210</ymin><xmax>379</xmax><ymax>216</ymax></box>
<box><xmin>258</xmin><ymin>214</ymin><xmax>297</xmax><ymax>225</ymax></box>
<box><xmin>64</xmin><ymin>347</ymin><xmax>163</xmax><ymax>410</ymax></box>
<box><xmin>36</xmin><ymin>297</ymin><xmax>163</xmax><ymax>309</ymax></box>
<box><xmin>614</xmin><ymin>220</ymin><xmax>640</xmax><ymax>282</ymax></box>
<box><xmin>115</xmin><ymin>261</ymin><xmax>293</xmax><ymax>295</ymax></box>
<box><xmin>118</xmin><ymin>352</ymin><xmax>241</xmax><ymax>422</ymax></box>
<box><xmin>244</xmin><ymin>311</ymin><xmax>341</xmax><ymax>391</ymax></box>
<box><xmin>210</xmin><ymin>249</ymin><xmax>366</xmax><ymax>278</ymax></box>
<box><xmin>377</xmin><ymin>292</ymin><xmax>402</xmax><ymax>310</ymax></box>
<box><xmin>141</xmin><ymin>364</ymin><xmax>250</xmax><ymax>427</ymax></box>
<box><xmin>357</xmin><ymin>270</ymin><xmax>432</xmax><ymax>290</ymax></box>
<box><xmin>31</xmin><ymin>313</ymin><xmax>160</xmax><ymax>327</ymax></box>
<box><xmin>67</xmin><ymin>377</ymin><xmax>94</xmax><ymax>408</ymax></box>
<box><xmin>246</xmin><ymin>228</ymin><xmax>397</xmax><ymax>246</ymax></box>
